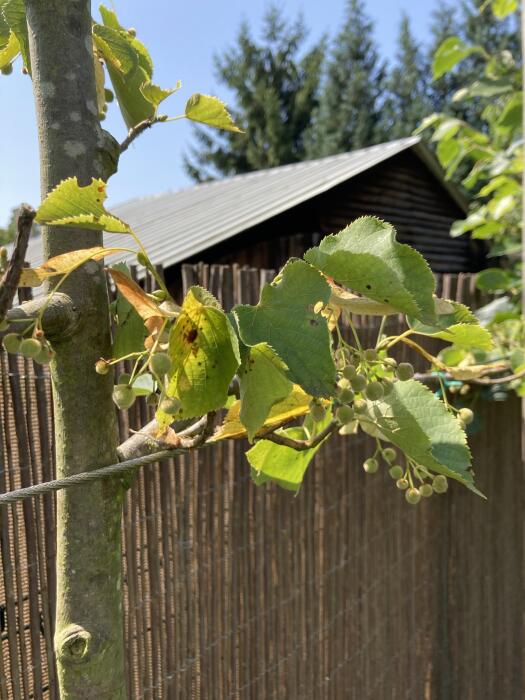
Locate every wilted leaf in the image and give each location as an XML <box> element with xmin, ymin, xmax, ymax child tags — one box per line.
<box><xmin>210</xmin><ymin>385</ymin><xmax>314</xmax><ymax>442</ymax></box>
<box><xmin>109</xmin><ymin>268</ymin><xmax>165</xmax><ymax>320</ymax></box>
<box><xmin>18</xmin><ymin>246</ymin><xmax>127</xmax><ymax>287</ymax></box>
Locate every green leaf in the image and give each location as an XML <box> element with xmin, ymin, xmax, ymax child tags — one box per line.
<box><xmin>131</xmin><ymin>373</ymin><xmax>155</xmax><ymax>396</ymax></box>
<box><xmin>304</xmin><ymin>217</ymin><xmax>436</xmax><ymax>324</ymax></box>
<box><xmin>437</xmin><ymin>139</ymin><xmax>461</xmax><ymax>167</ymax></box>
<box><xmin>362</xmin><ymin>380</ymin><xmax>481</xmax><ymax>495</ymax></box>
<box><xmin>431</xmin><ymin>118</ymin><xmax>461</xmax><ymax>142</ymax></box>
<box><xmin>409</xmin><ymin>298</ymin><xmax>493</xmax><ymax>350</ymax></box>
<box><xmin>497</xmin><ymin>93</ymin><xmax>522</xmax><ymax>131</ymax></box>
<box><xmin>0</xmin><ymin>29</ymin><xmax>19</xmax><ymax>69</ymax></box>
<box><xmin>234</xmin><ymin>260</ymin><xmax>336</xmax><ymax>397</ymax></box>
<box><xmin>476</xmin><ymin>268</ymin><xmax>513</xmax><ymax>292</ymax></box>
<box><xmin>247</xmin><ymin>413</ymin><xmax>331</xmax><ymax>491</ymax></box>
<box><xmin>238</xmin><ymin>343</ymin><xmax>293</xmax><ymax>442</ymax></box>
<box><xmin>36</xmin><ymin>178</ymin><xmax>132</xmax><ymax>233</ymax></box>
<box><xmin>3</xmin><ymin>0</ymin><xmax>29</xmax><ymax>73</ymax></box>
<box><xmin>432</xmin><ymin>36</ymin><xmax>481</xmax><ymax>80</ymax></box>
<box><xmin>491</xmin><ymin>0</ymin><xmax>517</xmax><ymax>19</ymax></box>
<box><xmin>159</xmin><ymin>286</ymin><xmax>240</xmax><ymax>422</ymax></box>
<box><xmin>185</xmin><ymin>94</ymin><xmax>243</xmax><ymax>133</ymax></box>
<box><xmin>93</xmin><ymin>24</ymin><xmax>138</xmax><ymax>77</ymax></box>
<box><xmin>99</xmin><ymin>5</ymin><xmax>175</xmax><ymax>128</ymax></box>
<box><xmin>110</xmin><ymin>263</ymin><xmax>148</xmax><ymax>359</ymax></box>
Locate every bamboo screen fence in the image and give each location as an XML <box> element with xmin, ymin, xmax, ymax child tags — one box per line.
<box><xmin>0</xmin><ymin>264</ymin><xmax>523</xmax><ymax>699</ymax></box>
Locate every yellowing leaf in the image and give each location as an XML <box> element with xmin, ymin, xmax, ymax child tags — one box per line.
<box><xmin>185</xmin><ymin>94</ymin><xmax>243</xmax><ymax>133</ymax></box>
<box><xmin>109</xmin><ymin>268</ymin><xmax>165</xmax><ymax>320</ymax></box>
<box><xmin>0</xmin><ymin>30</ymin><xmax>19</xmax><ymax>69</ymax></box>
<box><xmin>36</xmin><ymin>178</ymin><xmax>132</xmax><ymax>233</ymax></box>
<box><xmin>210</xmin><ymin>386</ymin><xmax>314</xmax><ymax>442</ymax></box>
<box><xmin>18</xmin><ymin>246</ymin><xmax>128</xmax><ymax>287</ymax></box>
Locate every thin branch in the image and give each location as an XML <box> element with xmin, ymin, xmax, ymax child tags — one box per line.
<box><xmin>119</xmin><ymin>115</ymin><xmax>168</xmax><ymax>154</ymax></box>
<box><xmin>415</xmin><ymin>367</ymin><xmax>525</xmax><ymax>387</ymax></box>
<box><xmin>260</xmin><ymin>420</ymin><xmax>338</xmax><ymax>451</ymax></box>
<box><xmin>0</xmin><ymin>205</ymin><xmax>35</xmax><ymax>323</ymax></box>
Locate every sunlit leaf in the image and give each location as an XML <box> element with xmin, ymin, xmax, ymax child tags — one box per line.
<box><xmin>18</xmin><ymin>246</ymin><xmax>128</xmax><ymax>287</ymax></box>
<box><xmin>210</xmin><ymin>386</ymin><xmax>314</xmax><ymax>442</ymax></box>
<box><xmin>432</xmin><ymin>36</ymin><xmax>482</xmax><ymax>80</ymax></box>
<box><xmin>185</xmin><ymin>93</ymin><xmax>243</xmax><ymax>133</ymax></box>
<box><xmin>305</xmin><ymin>217</ymin><xmax>436</xmax><ymax>324</ymax></box>
<box><xmin>3</xmin><ymin>0</ymin><xmax>29</xmax><ymax>73</ymax></box>
<box><xmin>36</xmin><ymin>178</ymin><xmax>132</xmax><ymax>233</ymax></box>
<box><xmin>491</xmin><ymin>0</ymin><xmax>517</xmax><ymax>19</ymax></box>
<box><xmin>158</xmin><ymin>287</ymin><xmax>240</xmax><ymax>422</ymax></box>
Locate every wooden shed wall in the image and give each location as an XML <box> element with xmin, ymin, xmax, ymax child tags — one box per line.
<box><xmin>177</xmin><ymin>150</ymin><xmax>483</xmax><ymax>277</ymax></box>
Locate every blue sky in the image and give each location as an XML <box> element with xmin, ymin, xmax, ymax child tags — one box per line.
<box><xmin>0</xmin><ymin>0</ymin><xmax>440</xmax><ymax>226</ymax></box>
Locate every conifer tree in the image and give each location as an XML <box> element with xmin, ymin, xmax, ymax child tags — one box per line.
<box><xmin>304</xmin><ymin>0</ymin><xmax>386</xmax><ymax>158</ymax></box>
<box><xmin>379</xmin><ymin>15</ymin><xmax>432</xmax><ymax>139</ymax></box>
<box><xmin>184</xmin><ymin>7</ymin><xmax>324</xmax><ymax>181</ymax></box>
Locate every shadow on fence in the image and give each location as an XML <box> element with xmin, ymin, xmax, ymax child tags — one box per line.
<box><xmin>0</xmin><ymin>264</ymin><xmax>523</xmax><ymax>699</ymax></box>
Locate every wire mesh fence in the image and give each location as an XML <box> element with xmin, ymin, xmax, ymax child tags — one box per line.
<box><xmin>0</xmin><ymin>264</ymin><xmax>523</xmax><ymax>699</ymax></box>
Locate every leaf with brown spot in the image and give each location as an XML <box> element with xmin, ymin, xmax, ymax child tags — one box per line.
<box><xmin>18</xmin><ymin>246</ymin><xmax>128</xmax><ymax>287</ymax></box>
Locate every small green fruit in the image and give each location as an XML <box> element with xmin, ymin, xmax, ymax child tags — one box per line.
<box><xmin>95</xmin><ymin>360</ymin><xmax>110</xmax><ymax>375</ymax></box>
<box><xmin>342</xmin><ymin>364</ymin><xmax>357</xmax><ymax>381</ymax></box>
<box><xmin>338</xmin><ymin>422</ymin><xmax>356</xmax><ymax>435</ymax></box>
<box><xmin>152</xmin><ymin>289</ymin><xmax>167</xmax><ymax>301</ymax></box>
<box><xmin>351</xmin><ymin>373</ymin><xmax>367</xmax><ymax>392</ymax></box>
<box><xmin>405</xmin><ymin>488</ymin><xmax>421</xmax><ymax>505</ymax></box>
<box><xmin>365</xmin><ymin>382</ymin><xmax>383</xmax><ymax>401</ymax></box>
<box><xmin>136</xmin><ymin>251</ymin><xmax>149</xmax><ymax>266</ymax></box>
<box><xmin>420</xmin><ymin>484</ymin><xmax>433</xmax><ymax>498</ymax></box>
<box><xmin>127</xmin><ymin>27</ymin><xmax>137</xmax><ymax>36</ymax></box>
<box><xmin>381</xmin><ymin>379</ymin><xmax>394</xmax><ymax>396</ymax></box>
<box><xmin>104</xmin><ymin>87</ymin><xmax>114</xmax><ymax>103</ymax></box>
<box><xmin>389</xmin><ymin>465</ymin><xmax>404</xmax><ymax>480</ymax></box>
<box><xmin>363</xmin><ymin>457</ymin><xmax>379</xmax><ymax>474</ymax></box>
<box><xmin>150</xmin><ymin>352</ymin><xmax>172</xmax><ymax>377</ymax></box>
<box><xmin>364</xmin><ymin>348</ymin><xmax>377</xmax><ymax>362</ymax></box>
<box><xmin>458</xmin><ymin>408</ymin><xmax>474</xmax><ymax>425</ymax></box>
<box><xmin>432</xmin><ymin>475</ymin><xmax>448</xmax><ymax>494</ymax></box>
<box><xmin>35</xmin><ymin>348</ymin><xmax>53</xmax><ymax>365</ymax></box>
<box><xmin>159</xmin><ymin>397</ymin><xmax>181</xmax><ymax>415</ymax></box>
<box><xmin>336</xmin><ymin>387</ymin><xmax>354</xmax><ymax>404</ymax></box>
<box><xmin>146</xmin><ymin>392</ymin><xmax>159</xmax><ymax>406</ymax></box>
<box><xmin>309</xmin><ymin>401</ymin><xmax>326</xmax><ymax>423</ymax></box>
<box><xmin>396</xmin><ymin>363</ymin><xmax>414</xmax><ymax>381</ymax></box>
<box><xmin>112</xmin><ymin>385</ymin><xmax>135</xmax><ymax>410</ymax></box>
<box><xmin>336</xmin><ymin>405</ymin><xmax>354</xmax><ymax>425</ymax></box>
<box><xmin>3</xmin><ymin>333</ymin><xmax>21</xmax><ymax>354</ymax></box>
<box><xmin>118</xmin><ymin>372</ymin><xmax>131</xmax><ymax>385</ymax></box>
<box><xmin>382</xmin><ymin>447</ymin><xmax>396</xmax><ymax>463</ymax></box>
<box><xmin>396</xmin><ymin>478</ymin><xmax>409</xmax><ymax>490</ymax></box>
<box><xmin>19</xmin><ymin>338</ymin><xmax>42</xmax><ymax>358</ymax></box>
<box><xmin>1</xmin><ymin>63</ymin><xmax>13</xmax><ymax>75</ymax></box>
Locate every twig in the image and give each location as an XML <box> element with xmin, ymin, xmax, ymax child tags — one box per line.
<box><xmin>414</xmin><ymin>367</ymin><xmax>525</xmax><ymax>387</ymax></box>
<box><xmin>260</xmin><ymin>420</ymin><xmax>338</xmax><ymax>451</ymax></box>
<box><xmin>119</xmin><ymin>115</ymin><xmax>168</xmax><ymax>154</ymax></box>
<box><xmin>0</xmin><ymin>205</ymin><xmax>35</xmax><ymax>323</ymax></box>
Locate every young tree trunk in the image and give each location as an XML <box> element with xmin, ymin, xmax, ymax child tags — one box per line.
<box><xmin>25</xmin><ymin>1</ymin><xmax>125</xmax><ymax>697</ymax></box>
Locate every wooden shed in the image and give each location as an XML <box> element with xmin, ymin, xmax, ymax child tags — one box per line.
<box><xmin>21</xmin><ymin>136</ymin><xmax>484</xmax><ymax>281</ymax></box>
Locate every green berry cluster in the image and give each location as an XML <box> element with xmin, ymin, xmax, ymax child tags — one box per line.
<box><xmin>2</xmin><ymin>329</ymin><xmax>54</xmax><ymax>364</ymax></box>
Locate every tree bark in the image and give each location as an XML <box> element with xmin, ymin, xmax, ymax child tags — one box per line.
<box><xmin>25</xmin><ymin>2</ymin><xmax>125</xmax><ymax>697</ymax></box>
